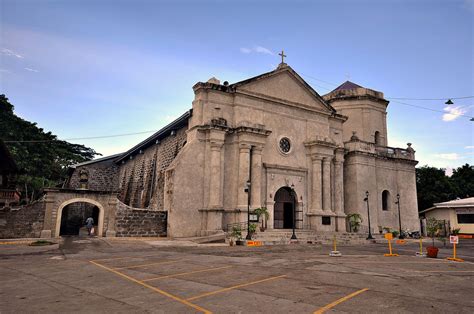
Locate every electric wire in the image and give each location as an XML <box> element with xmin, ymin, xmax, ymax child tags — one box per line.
<box><xmin>3</xmin><ymin>74</ymin><xmax>473</xmax><ymax>144</ymax></box>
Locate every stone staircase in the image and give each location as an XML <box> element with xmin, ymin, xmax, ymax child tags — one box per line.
<box><xmin>238</xmin><ymin>229</ymin><xmax>374</xmax><ymax>245</ymax></box>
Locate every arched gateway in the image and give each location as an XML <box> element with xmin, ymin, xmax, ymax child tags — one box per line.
<box><xmin>39</xmin><ymin>188</ymin><xmax>118</xmax><ymax>238</ymax></box>
<box><xmin>273</xmin><ymin>187</ymin><xmax>297</xmax><ymax>229</ymax></box>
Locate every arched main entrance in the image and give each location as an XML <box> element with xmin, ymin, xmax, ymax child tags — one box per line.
<box><xmin>55</xmin><ymin>198</ymin><xmax>105</xmax><ymax>237</ymax></box>
<box><xmin>274</xmin><ymin>187</ymin><xmax>297</xmax><ymax>229</ymax></box>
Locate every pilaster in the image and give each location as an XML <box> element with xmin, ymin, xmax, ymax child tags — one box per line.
<box><xmin>322</xmin><ymin>157</ymin><xmax>332</xmax><ymax>211</ymax></box>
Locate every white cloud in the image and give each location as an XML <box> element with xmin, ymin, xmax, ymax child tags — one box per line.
<box><xmin>434</xmin><ymin>153</ymin><xmax>461</xmax><ymax>160</ymax></box>
<box><xmin>0</xmin><ymin>69</ymin><xmax>10</xmax><ymax>73</ymax></box>
<box><xmin>240</xmin><ymin>46</ymin><xmax>274</xmax><ymax>55</ymax></box>
<box><xmin>24</xmin><ymin>67</ymin><xmax>39</xmax><ymax>73</ymax></box>
<box><xmin>465</xmin><ymin>146</ymin><xmax>474</xmax><ymax>149</ymax></box>
<box><xmin>254</xmin><ymin>46</ymin><xmax>273</xmax><ymax>55</ymax></box>
<box><xmin>1</xmin><ymin>48</ymin><xmax>24</xmax><ymax>59</ymax></box>
<box><xmin>442</xmin><ymin>106</ymin><xmax>467</xmax><ymax>121</ymax></box>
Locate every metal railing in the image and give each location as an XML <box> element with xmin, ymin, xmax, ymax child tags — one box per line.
<box><xmin>224</xmin><ymin>221</ymin><xmax>249</xmax><ymax>233</ymax></box>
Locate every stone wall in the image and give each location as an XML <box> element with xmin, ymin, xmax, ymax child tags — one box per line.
<box><xmin>115</xmin><ymin>200</ymin><xmax>167</xmax><ymax>237</ymax></box>
<box><xmin>118</xmin><ymin>127</ymin><xmax>187</xmax><ymax>209</ymax></box>
<box><xmin>0</xmin><ymin>200</ymin><xmax>46</xmax><ymax>238</ymax></box>
<box><xmin>68</xmin><ymin>158</ymin><xmax>119</xmax><ymax>192</ymax></box>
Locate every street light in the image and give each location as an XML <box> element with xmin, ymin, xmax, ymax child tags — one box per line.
<box><xmin>290</xmin><ymin>183</ymin><xmax>297</xmax><ymax>240</ymax></box>
<box><xmin>364</xmin><ymin>191</ymin><xmax>374</xmax><ymax>240</ymax></box>
<box><xmin>395</xmin><ymin>193</ymin><xmax>404</xmax><ymax>239</ymax></box>
<box><xmin>245</xmin><ymin>180</ymin><xmax>252</xmax><ymax>240</ymax></box>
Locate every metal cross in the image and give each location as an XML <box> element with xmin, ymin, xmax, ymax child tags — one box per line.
<box><xmin>278</xmin><ymin>50</ymin><xmax>287</xmax><ymax>64</ymax></box>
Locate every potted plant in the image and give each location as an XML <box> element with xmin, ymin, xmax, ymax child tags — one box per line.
<box><xmin>254</xmin><ymin>207</ymin><xmax>269</xmax><ymax>232</ymax></box>
<box><xmin>426</xmin><ymin>217</ymin><xmax>442</xmax><ymax>258</ymax></box>
<box><xmin>347</xmin><ymin>213</ymin><xmax>362</xmax><ymax>232</ymax></box>
<box><xmin>231</xmin><ymin>225</ymin><xmax>244</xmax><ymax>246</ymax></box>
<box><xmin>248</xmin><ymin>223</ymin><xmax>257</xmax><ymax>239</ymax></box>
<box><xmin>450</xmin><ymin>228</ymin><xmax>460</xmax><ymax>235</ymax></box>
<box><xmin>391</xmin><ymin>230</ymin><xmax>399</xmax><ymax>238</ymax></box>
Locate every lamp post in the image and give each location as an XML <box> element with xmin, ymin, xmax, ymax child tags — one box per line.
<box><xmin>396</xmin><ymin>193</ymin><xmax>404</xmax><ymax>239</ymax></box>
<box><xmin>290</xmin><ymin>183</ymin><xmax>297</xmax><ymax>240</ymax></box>
<box><xmin>364</xmin><ymin>191</ymin><xmax>374</xmax><ymax>240</ymax></box>
<box><xmin>245</xmin><ymin>180</ymin><xmax>252</xmax><ymax>240</ymax></box>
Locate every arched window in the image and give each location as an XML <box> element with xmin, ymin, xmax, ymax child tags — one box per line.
<box><xmin>382</xmin><ymin>190</ymin><xmax>390</xmax><ymax>211</ymax></box>
<box><xmin>374</xmin><ymin>131</ymin><xmax>381</xmax><ymax>145</ymax></box>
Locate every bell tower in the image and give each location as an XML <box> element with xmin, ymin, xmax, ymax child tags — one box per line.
<box><xmin>323</xmin><ymin>81</ymin><xmax>389</xmax><ymax>146</ymax></box>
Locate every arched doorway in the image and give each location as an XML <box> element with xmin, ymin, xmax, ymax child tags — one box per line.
<box><xmin>55</xmin><ymin>198</ymin><xmax>105</xmax><ymax>237</ymax></box>
<box><xmin>274</xmin><ymin>187</ymin><xmax>297</xmax><ymax>229</ymax></box>
<box><xmin>60</xmin><ymin>203</ymin><xmax>99</xmax><ymax>236</ymax></box>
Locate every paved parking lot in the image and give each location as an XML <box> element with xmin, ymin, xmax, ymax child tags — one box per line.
<box><xmin>1</xmin><ymin>238</ymin><xmax>474</xmax><ymax>313</ymax></box>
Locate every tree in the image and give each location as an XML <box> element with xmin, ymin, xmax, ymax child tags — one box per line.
<box><xmin>416</xmin><ymin>166</ymin><xmax>457</xmax><ymax>211</ymax></box>
<box><xmin>0</xmin><ymin>94</ymin><xmax>100</xmax><ymax>201</ymax></box>
<box><xmin>450</xmin><ymin>164</ymin><xmax>474</xmax><ymax>199</ymax></box>
<box><xmin>416</xmin><ymin>164</ymin><xmax>474</xmax><ymax>212</ymax></box>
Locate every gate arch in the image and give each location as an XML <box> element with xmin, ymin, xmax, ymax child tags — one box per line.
<box><xmin>55</xmin><ymin>198</ymin><xmax>105</xmax><ymax>237</ymax></box>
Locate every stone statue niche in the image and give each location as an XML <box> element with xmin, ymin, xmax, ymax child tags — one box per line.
<box><xmin>79</xmin><ymin>169</ymin><xmax>89</xmax><ymax>190</ymax></box>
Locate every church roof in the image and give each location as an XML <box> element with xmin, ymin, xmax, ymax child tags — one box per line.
<box><xmin>332</xmin><ymin>81</ymin><xmax>364</xmax><ymax>91</ymax></box>
<box><xmin>114</xmin><ymin>110</ymin><xmax>191</xmax><ymax>164</ymax></box>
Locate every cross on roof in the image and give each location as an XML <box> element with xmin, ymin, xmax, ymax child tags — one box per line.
<box><xmin>278</xmin><ymin>50</ymin><xmax>287</xmax><ymax>64</ymax></box>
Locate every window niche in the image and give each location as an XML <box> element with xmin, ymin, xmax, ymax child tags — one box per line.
<box><xmin>382</xmin><ymin>190</ymin><xmax>390</xmax><ymax>211</ymax></box>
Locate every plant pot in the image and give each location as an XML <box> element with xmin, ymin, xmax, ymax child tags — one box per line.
<box><xmin>426</xmin><ymin>246</ymin><xmax>439</xmax><ymax>258</ymax></box>
<box><xmin>236</xmin><ymin>240</ymin><xmax>245</xmax><ymax>246</ymax></box>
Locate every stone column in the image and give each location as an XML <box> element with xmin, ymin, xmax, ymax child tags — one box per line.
<box><xmin>251</xmin><ymin>146</ymin><xmax>263</xmax><ymax>208</ymax></box>
<box><xmin>209</xmin><ymin>141</ymin><xmax>224</xmax><ymax>208</ymax></box>
<box><xmin>334</xmin><ymin>159</ymin><xmax>344</xmax><ymax>214</ymax></box>
<box><xmin>237</xmin><ymin>144</ymin><xmax>251</xmax><ymax>209</ymax></box>
<box><xmin>322</xmin><ymin>157</ymin><xmax>332</xmax><ymax>211</ymax></box>
<box><xmin>311</xmin><ymin>156</ymin><xmax>323</xmax><ymax>212</ymax></box>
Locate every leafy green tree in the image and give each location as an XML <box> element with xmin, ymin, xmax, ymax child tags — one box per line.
<box><xmin>416</xmin><ymin>166</ymin><xmax>457</xmax><ymax>211</ymax></box>
<box><xmin>450</xmin><ymin>164</ymin><xmax>474</xmax><ymax>199</ymax></box>
<box><xmin>0</xmin><ymin>94</ymin><xmax>100</xmax><ymax>201</ymax></box>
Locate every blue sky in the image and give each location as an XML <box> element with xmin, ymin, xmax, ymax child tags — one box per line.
<box><xmin>1</xmin><ymin>0</ymin><xmax>473</xmax><ymax>170</ymax></box>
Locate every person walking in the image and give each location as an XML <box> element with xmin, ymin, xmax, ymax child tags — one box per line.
<box><xmin>85</xmin><ymin>216</ymin><xmax>94</xmax><ymax>236</ymax></box>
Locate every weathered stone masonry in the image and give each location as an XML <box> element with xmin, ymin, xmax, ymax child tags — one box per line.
<box><xmin>118</xmin><ymin>126</ymin><xmax>187</xmax><ymax>210</ymax></box>
<box><xmin>115</xmin><ymin>201</ymin><xmax>167</xmax><ymax>237</ymax></box>
<box><xmin>0</xmin><ymin>200</ymin><xmax>46</xmax><ymax>238</ymax></box>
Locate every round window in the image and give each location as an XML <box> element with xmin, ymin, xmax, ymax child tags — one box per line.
<box><xmin>279</xmin><ymin>137</ymin><xmax>291</xmax><ymax>154</ymax></box>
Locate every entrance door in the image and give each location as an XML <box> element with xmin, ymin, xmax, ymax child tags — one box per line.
<box><xmin>274</xmin><ymin>187</ymin><xmax>296</xmax><ymax>229</ymax></box>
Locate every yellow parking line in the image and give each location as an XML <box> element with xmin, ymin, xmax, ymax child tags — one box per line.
<box><xmin>420</xmin><ymin>270</ymin><xmax>474</xmax><ymax>273</ymax></box>
<box><xmin>91</xmin><ymin>253</ymin><xmax>166</xmax><ymax>263</ymax></box>
<box><xmin>186</xmin><ymin>274</ymin><xmax>286</xmax><ymax>301</ymax></box>
<box><xmin>0</xmin><ymin>241</ymin><xmax>33</xmax><ymax>245</ymax></box>
<box><xmin>143</xmin><ymin>266</ymin><xmax>232</xmax><ymax>282</ymax></box>
<box><xmin>90</xmin><ymin>261</ymin><xmax>211</xmax><ymax>314</ymax></box>
<box><xmin>314</xmin><ymin>288</ymin><xmax>369</xmax><ymax>314</ymax></box>
<box><xmin>114</xmin><ymin>260</ymin><xmax>176</xmax><ymax>270</ymax></box>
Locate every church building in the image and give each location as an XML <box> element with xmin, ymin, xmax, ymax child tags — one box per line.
<box><xmin>64</xmin><ymin>60</ymin><xmax>420</xmax><ymax>239</ymax></box>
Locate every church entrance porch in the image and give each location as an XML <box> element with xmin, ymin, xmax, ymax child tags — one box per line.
<box><xmin>274</xmin><ymin>187</ymin><xmax>297</xmax><ymax>229</ymax></box>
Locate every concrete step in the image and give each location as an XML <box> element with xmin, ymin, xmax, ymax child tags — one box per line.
<box><xmin>235</xmin><ymin>229</ymin><xmax>373</xmax><ymax>245</ymax></box>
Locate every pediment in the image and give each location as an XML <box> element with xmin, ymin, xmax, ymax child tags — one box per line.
<box><xmin>233</xmin><ymin>67</ymin><xmax>334</xmax><ymax>113</ymax></box>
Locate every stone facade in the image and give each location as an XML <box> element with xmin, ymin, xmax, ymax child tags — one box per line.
<box><xmin>2</xmin><ymin>63</ymin><xmax>419</xmax><ymax>240</ymax></box>
<box><xmin>67</xmin><ymin>155</ymin><xmax>120</xmax><ymax>191</ymax></box>
<box><xmin>161</xmin><ymin>64</ymin><xmax>418</xmax><ymax>237</ymax></box>
<box><xmin>117</xmin><ymin>125</ymin><xmax>187</xmax><ymax>209</ymax></box>
<box><xmin>115</xmin><ymin>201</ymin><xmax>167</xmax><ymax>237</ymax></box>
<box><xmin>0</xmin><ymin>200</ymin><xmax>45</xmax><ymax>238</ymax></box>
